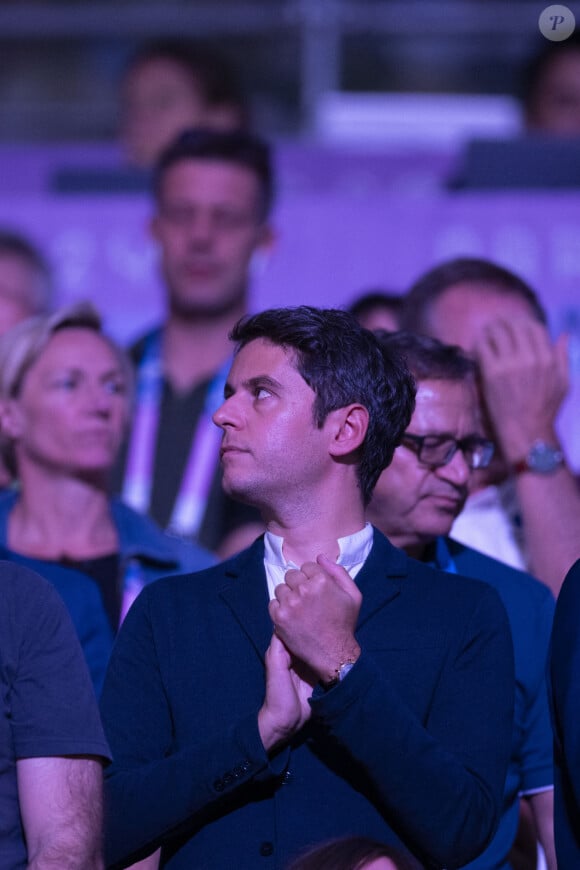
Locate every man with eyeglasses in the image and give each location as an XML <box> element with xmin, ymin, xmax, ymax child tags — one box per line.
<box><xmin>401</xmin><ymin>256</ymin><xmax>580</xmax><ymax>597</ymax></box>
<box><xmin>368</xmin><ymin>331</ymin><xmax>556</xmax><ymax>870</ymax></box>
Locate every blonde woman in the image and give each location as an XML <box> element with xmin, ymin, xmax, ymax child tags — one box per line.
<box><xmin>0</xmin><ymin>302</ymin><xmax>214</xmax><ymax>635</ymax></box>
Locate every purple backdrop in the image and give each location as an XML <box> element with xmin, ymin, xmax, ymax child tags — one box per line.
<box><xmin>1</xmin><ymin>142</ymin><xmax>579</xmax><ymax>466</ymax></box>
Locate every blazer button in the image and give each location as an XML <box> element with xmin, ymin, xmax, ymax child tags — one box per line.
<box><xmin>259</xmin><ymin>841</ymin><xmax>274</xmax><ymax>857</ymax></box>
<box><xmin>281</xmin><ymin>769</ymin><xmax>292</xmax><ymax>784</ymax></box>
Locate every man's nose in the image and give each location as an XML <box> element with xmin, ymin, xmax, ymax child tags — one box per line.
<box><xmin>438</xmin><ymin>447</ymin><xmax>471</xmax><ymax>485</ymax></box>
<box><xmin>187</xmin><ymin>212</ymin><xmax>214</xmax><ymax>246</ymax></box>
<box><xmin>87</xmin><ymin>384</ymin><xmax>113</xmax><ymax>416</ymax></box>
<box><xmin>213</xmin><ymin>394</ymin><xmax>240</xmax><ymax>429</ymax></box>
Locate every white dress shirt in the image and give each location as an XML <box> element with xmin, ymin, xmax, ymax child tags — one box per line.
<box><xmin>450</xmin><ymin>479</ymin><xmax>528</xmax><ymax>573</ymax></box>
<box><xmin>263</xmin><ymin>522</ymin><xmax>374</xmax><ymax>601</ymax></box>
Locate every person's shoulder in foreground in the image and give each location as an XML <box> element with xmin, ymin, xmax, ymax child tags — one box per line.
<box><xmin>0</xmin><ymin>543</ymin><xmax>113</xmax><ymax>696</ymax></box>
<box><xmin>0</xmin><ymin>560</ymin><xmax>110</xmax><ymax>869</ymax></box>
<box><xmin>549</xmin><ymin>557</ymin><xmax>580</xmax><ymax>867</ymax></box>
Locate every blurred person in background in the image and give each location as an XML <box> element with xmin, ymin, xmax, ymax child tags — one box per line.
<box><xmin>0</xmin><ymin>231</ymin><xmax>53</xmax><ymax>487</ymax></box>
<box><xmin>402</xmin><ymin>256</ymin><xmax>580</xmax><ymax>596</ymax></box>
<box><xmin>348</xmin><ymin>290</ymin><xmax>404</xmax><ymax>333</ymax></box>
<box><xmin>120</xmin><ymin>39</ymin><xmax>248</xmax><ymax>169</ymax></box>
<box><xmin>0</xmin><ymin>240</ymin><xmax>113</xmax><ymax>695</ymax></box>
<box><xmin>113</xmin><ymin>128</ymin><xmax>274</xmax><ymax>556</ymax></box>
<box><xmin>368</xmin><ymin>331</ymin><xmax>556</xmax><ymax>870</ymax></box>
<box><xmin>522</xmin><ymin>35</ymin><xmax>580</xmax><ymax>137</ymax></box>
<box><xmin>0</xmin><ymin>302</ymin><xmax>214</xmax><ymax>637</ymax></box>
<box><xmin>0</xmin><ymin>230</ymin><xmax>52</xmax><ymax>334</ymax></box>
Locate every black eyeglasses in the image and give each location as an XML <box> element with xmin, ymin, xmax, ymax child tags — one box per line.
<box><xmin>401</xmin><ymin>433</ymin><xmax>495</xmax><ymax>470</ymax></box>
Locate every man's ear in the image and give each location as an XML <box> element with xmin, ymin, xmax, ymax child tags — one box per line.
<box><xmin>327</xmin><ymin>404</ymin><xmax>369</xmax><ymax>458</ymax></box>
<box><xmin>0</xmin><ymin>399</ymin><xmax>24</xmax><ymax>441</ymax></box>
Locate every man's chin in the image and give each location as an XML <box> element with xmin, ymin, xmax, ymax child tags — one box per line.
<box><xmin>170</xmin><ymin>288</ymin><xmax>246</xmax><ymax>321</ymax></box>
<box><xmin>221</xmin><ymin>477</ymin><xmax>261</xmax><ymax>508</ymax></box>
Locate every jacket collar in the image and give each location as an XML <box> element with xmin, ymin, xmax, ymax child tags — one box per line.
<box><xmin>218</xmin><ymin>528</ymin><xmax>409</xmax><ymax>660</ymax></box>
<box><xmin>219</xmin><ymin>537</ymin><xmax>273</xmax><ymax>659</ymax></box>
<box><xmin>355</xmin><ymin>527</ymin><xmax>407</xmax><ymax>627</ymax></box>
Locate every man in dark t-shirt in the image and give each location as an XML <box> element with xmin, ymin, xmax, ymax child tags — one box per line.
<box><xmin>0</xmin><ymin>562</ymin><xmax>111</xmax><ymax>868</ymax></box>
<box><xmin>113</xmin><ymin>128</ymin><xmax>274</xmax><ymax>555</ymax></box>
<box><xmin>114</xmin><ymin>331</ymin><xmax>260</xmax><ymax>552</ymax></box>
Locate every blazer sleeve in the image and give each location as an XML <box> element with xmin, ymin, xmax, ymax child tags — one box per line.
<box><xmin>309</xmin><ymin>584</ymin><xmax>515</xmax><ymax>869</ymax></box>
<box><xmin>100</xmin><ymin>584</ymin><xmax>285</xmax><ymax>869</ymax></box>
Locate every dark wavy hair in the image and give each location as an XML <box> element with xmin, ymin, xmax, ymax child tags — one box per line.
<box><xmin>285</xmin><ymin>835</ymin><xmax>421</xmax><ymax>870</ymax></box>
<box><xmin>230</xmin><ymin>306</ymin><xmax>416</xmax><ymax>505</ymax></box>
<box><xmin>401</xmin><ymin>256</ymin><xmax>547</xmax><ymax>335</ymax></box>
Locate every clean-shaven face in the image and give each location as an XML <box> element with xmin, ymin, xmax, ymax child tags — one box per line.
<box><xmin>152</xmin><ymin>159</ymin><xmax>270</xmax><ymax>320</ymax></box>
<box><xmin>10</xmin><ymin>328</ymin><xmax>129</xmax><ymax>476</ymax></box>
<box><xmin>213</xmin><ymin>338</ymin><xmax>335</xmax><ymax>515</ymax></box>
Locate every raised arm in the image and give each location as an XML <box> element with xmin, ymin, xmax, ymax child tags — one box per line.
<box><xmin>272</xmin><ymin>557</ymin><xmax>515</xmax><ymax>868</ymax></box>
<box><xmin>476</xmin><ymin>318</ymin><xmax>580</xmax><ymax>594</ymax></box>
<box><xmin>17</xmin><ymin>756</ymin><xmax>104</xmax><ymax>869</ymax></box>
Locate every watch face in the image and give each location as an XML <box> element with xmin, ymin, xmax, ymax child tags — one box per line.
<box><xmin>528</xmin><ymin>442</ymin><xmax>563</xmax><ymax>473</ymax></box>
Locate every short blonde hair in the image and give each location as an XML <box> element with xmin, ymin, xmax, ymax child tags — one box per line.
<box><xmin>0</xmin><ymin>300</ymin><xmax>132</xmax><ymax>400</ymax></box>
<box><xmin>0</xmin><ymin>301</ymin><xmax>133</xmax><ymax>477</ymax></box>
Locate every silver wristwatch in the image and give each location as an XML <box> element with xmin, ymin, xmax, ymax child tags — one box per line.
<box><xmin>514</xmin><ymin>440</ymin><xmax>564</xmax><ymax>475</ymax></box>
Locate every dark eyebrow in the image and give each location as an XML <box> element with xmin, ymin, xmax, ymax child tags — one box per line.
<box><xmin>223</xmin><ymin>374</ymin><xmax>283</xmax><ymax>399</ymax></box>
<box><xmin>244</xmin><ymin>375</ymin><xmax>283</xmax><ymax>392</ymax></box>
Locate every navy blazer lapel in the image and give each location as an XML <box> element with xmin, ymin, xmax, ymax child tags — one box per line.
<box><xmin>356</xmin><ymin>528</ymin><xmax>408</xmax><ymax>628</ymax></box>
<box><xmin>218</xmin><ymin>530</ymin><xmax>408</xmax><ymax>653</ymax></box>
<box><xmin>219</xmin><ymin>537</ymin><xmax>273</xmax><ymax>660</ymax></box>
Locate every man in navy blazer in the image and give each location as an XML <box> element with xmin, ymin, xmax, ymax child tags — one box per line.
<box><xmin>368</xmin><ymin>331</ymin><xmax>555</xmax><ymax>869</ymax></box>
<box><xmin>101</xmin><ymin>307</ymin><xmax>514</xmax><ymax>869</ymax></box>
